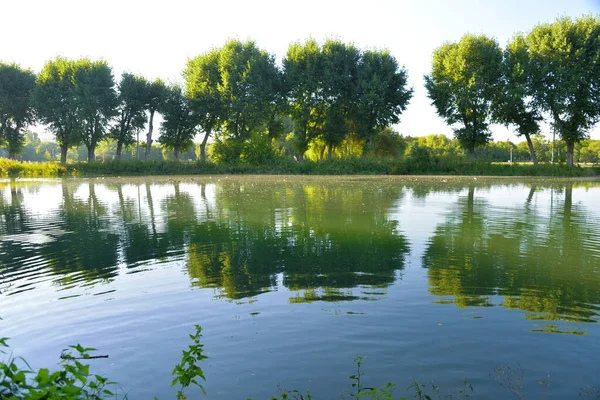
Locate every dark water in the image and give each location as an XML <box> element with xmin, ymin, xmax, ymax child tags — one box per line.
<box><xmin>1</xmin><ymin>176</ymin><xmax>599</xmax><ymax>399</ymax></box>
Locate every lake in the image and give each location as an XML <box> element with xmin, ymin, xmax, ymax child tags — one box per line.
<box><xmin>1</xmin><ymin>176</ymin><xmax>599</xmax><ymax>399</ymax></box>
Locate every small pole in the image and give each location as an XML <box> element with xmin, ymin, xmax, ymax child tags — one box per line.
<box><xmin>551</xmin><ymin>126</ymin><xmax>555</xmax><ymax>163</ymax></box>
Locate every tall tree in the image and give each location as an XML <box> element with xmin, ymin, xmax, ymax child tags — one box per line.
<box><xmin>109</xmin><ymin>73</ymin><xmax>148</xmax><ymax>159</ymax></box>
<box><xmin>75</xmin><ymin>59</ymin><xmax>117</xmax><ymax>162</ymax></box>
<box><xmin>282</xmin><ymin>39</ymin><xmax>326</xmax><ymax>161</ymax></box>
<box><xmin>219</xmin><ymin>39</ymin><xmax>280</xmax><ymax>141</ymax></box>
<box><xmin>158</xmin><ymin>85</ymin><xmax>198</xmax><ymax>159</ymax></box>
<box><xmin>321</xmin><ymin>39</ymin><xmax>361</xmax><ymax>158</ymax></box>
<box><xmin>0</xmin><ymin>63</ymin><xmax>36</xmax><ymax>158</ymax></box>
<box><xmin>184</xmin><ymin>49</ymin><xmax>226</xmax><ymax>161</ymax></box>
<box><xmin>34</xmin><ymin>57</ymin><xmax>82</xmax><ymax>163</ymax></box>
<box><xmin>525</xmin><ymin>16</ymin><xmax>600</xmax><ymax>166</ymax></box>
<box><xmin>492</xmin><ymin>35</ymin><xmax>542</xmax><ymax>164</ymax></box>
<box><xmin>425</xmin><ymin>34</ymin><xmax>503</xmax><ymax>156</ymax></box>
<box><xmin>355</xmin><ymin>49</ymin><xmax>413</xmax><ymax>157</ymax></box>
<box><xmin>143</xmin><ymin>78</ymin><xmax>167</xmax><ymax>160</ymax></box>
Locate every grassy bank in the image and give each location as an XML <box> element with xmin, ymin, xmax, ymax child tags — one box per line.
<box><xmin>1</xmin><ymin>157</ymin><xmax>598</xmax><ymax>178</ymax></box>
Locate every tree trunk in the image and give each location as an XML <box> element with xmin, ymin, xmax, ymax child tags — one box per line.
<box><xmin>468</xmin><ymin>147</ymin><xmax>475</xmax><ymax>158</ymax></box>
<box><xmin>566</xmin><ymin>141</ymin><xmax>574</xmax><ymax>166</ymax></box>
<box><xmin>116</xmin><ymin>141</ymin><xmax>123</xmax><ymax>159</ymax></box>
<box><xmin>524</xmin><ymin>133</ymin><xmax>538</xmax><ymax>165</ymax></box>
<box><xmin>145</xmin><ymin>110</ymin><xmax>155</xmax><ymax>160</ymax></box>
<box><xmin>347</xmin><ymin>134</ymin><xmax>351</xmax><ymax>158</ymax></box>
<box><xmin>362</xmin><ymin>137</ymin><xmax>372</xmax><ymax>159</ymax></box>
<box><xmin>87</xmin><ymin>145</ymin><xmax>96</xmax><ymax>162</ymax></box>
<box><xmin>174</xmin><ymin>145</ymin><xmax>180</xmax><ymax>159</ymax></box>
<box><xmin>8</xmin><ymin>151</ymin><xmax>16</xmax><ymax>160</ymax></box>
<box><xmin>60</xmin><ymin>144</ymin><xmax>68</xmax><ymax>164</ymax></box>
<box><xmin>327</xmin><ymin>143</ymin><xmax>333</xmax><ymax>159</ymax></box>
<box><xmin>200</xmin><ymin>128</ymin><xmax>211</xmax><ymax>162</ymax></box>
<box><xmin>296</xmin><ymin>152</ymin><xmax>304</xmax><ymax>162</ymax></box>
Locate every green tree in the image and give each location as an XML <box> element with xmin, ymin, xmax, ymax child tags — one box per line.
<box><xmin>219</xmin><ymin>39</ymin><xmax>280</xmax><ymax>142</ymax></box>
<box><xmin>143</xmin><ymin>78</ymin><xmax>167</xmax><ymax>160</ymax></box>
<box><xmin>19</xmin><ymin>131</ymin><xmax>42</xmax><ymax>161</ymax></box>
<box><xmin>0</xmin><ymin>63</ymin><xmax>36</xmax><ymax>158</ymax></box>
<box><xmin>579</xmin><ymin>140</ymin><xmax>600</xmax><ymax>164</ymax></box>
<box><xmin>184</xmin><ymin>49</ymin><xmax>226</xmax><ymax>161</ymax></box>
<box><xmin>425</xmin><ymin>34</ymin><xmax>503</xmax><ymax>156</ymax></box>
<box><xmin>493</xmin><ymin>35</ymin><xmax>542</xmax><ymax>164</ymax></box>
<box><xmin>110</xmin><ymin>72</ymin><xmax>148</xmax><ymax>159</ymax></box>
<box><xmin>321</xmin><ymin>39</ymin><xmax>361</xmax><ymax>158</ymax></box>
<box><xmin>158</xmin><ymin>85</ymin><xmax>198</xmax><ymax>159</ymax></box>
<box><xmin>525</xmin><ymin>15</ymin><xmax>600</xmax><ymax>166</ymax></box>
<box><xmin>74</xmin><ymin>59</ymin><xmax>117</xmax><ymax>161</ymax></box>
<box><xmin>34</xmin><ymin>57</ymin><xmax>82</xmax><ymax>163</ymax></box>
<box><xmin>355</xmin><ymin>49</ymin><xmax>413</xmax><ymax>156</ymax></box>
<box><xmin>282</xmin><ymin>38</ymin><xmax>326</xmax><ymax>161</ymax></box>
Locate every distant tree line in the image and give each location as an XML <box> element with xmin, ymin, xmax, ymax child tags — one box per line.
<box><xmin>5</xmin><ymin>130</ymin><xmax>599</xmax><ymax>165</ymax></box>
<box><xmin>0</xmin><ymin>15</ymin><xmax>599</xmax><ymax>166</ymax></box>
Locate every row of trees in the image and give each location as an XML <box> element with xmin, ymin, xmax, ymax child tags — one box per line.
<box><xmin>0</xmin><ymin>38</ymin><xmax>413</xmax><ymax>163</ymax></box>
<box><xmin>0</xmin><ymin>59</ymin><xmax>171</xmax><ymax>162</ymax></box>
<box><xmin>1</xmin><ymin>15</ymin><xmax>599</xmax><ymax>165</ymax></box>
<box><xmin>426</xmin><ymin>15</ymin><xmax>600</xmax><ymax>166</ymax></box>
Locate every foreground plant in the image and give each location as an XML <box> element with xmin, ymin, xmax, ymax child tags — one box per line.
<box><xmin>171</xmin><ymin>324</ymin><xmax>207</xmax><ymax>399</ymax></box>
<box><xmin>0</xmin><ymin>338</ymin><xmax>120</xmax><ymax>399</ymax></box>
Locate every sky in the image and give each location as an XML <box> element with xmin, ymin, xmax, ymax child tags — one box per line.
<box><xmin>2</xmin><ymin>0</ymin><xmax>600</xmax><ymax>142</ymax></box>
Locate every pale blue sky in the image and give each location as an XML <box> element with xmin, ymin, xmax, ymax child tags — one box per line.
<box><xmin>2</xmin><ymin>0</ymin><xmax>599</xmax><ymax>141</ymax></box>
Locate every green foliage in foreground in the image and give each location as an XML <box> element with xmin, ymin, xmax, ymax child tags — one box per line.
<box><xmin>2</xmin><ymin>326</ymin><xmax>600</xmax><ymax>399</ymax></box>
<box><xmin>1</xmin><ymin>157</ymin><xmax>598</xmax><ymax>178</ymax></box>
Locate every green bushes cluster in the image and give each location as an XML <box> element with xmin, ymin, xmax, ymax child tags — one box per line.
<box><xmin>0</xmin><ymin>158</ymin><xmax>70</xmax><ymax>177</ymax></box>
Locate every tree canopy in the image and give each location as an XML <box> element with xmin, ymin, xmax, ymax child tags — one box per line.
<box><xmin>110</xmin><ymin>72</ymin><xmax>148</xmax><ymax>159</ymax></box>
<box><xmin>158</xmin><ymin>85</ymin><xmax>198</xmax><ymax>159</ymax></box>
<box><xmin>34</xmin><ymin>57</ymin><xmax>82</xmax><ymax>163</ymax></box>
<box><xmin>525</xmin><ymin>15</ymin><xmax>600</xmax><ymax>166</ymax></box>
<box><xmin>425</xmin><ymin>34</ymin><xmax>503</xmax><ymax>155</ymax></box>
<box><xmin>184</xmin><ymin>49</ymin><xmax>227</xmax><ymax>161</ymax></box>
<box><xmin>0</xmin><ymin>63</ymin><xmax>36</xmax><ymax>158</ymax></box>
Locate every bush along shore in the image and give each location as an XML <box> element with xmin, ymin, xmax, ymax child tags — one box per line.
<box><xmin>2</xmin><ymin>326</ymin><xmax>599</xmax><ymax>399</ymax></box>
<box><xmin>1</xmin><ymin>158</ymin><xmax>599</xmax><ymax>178</ymax></box>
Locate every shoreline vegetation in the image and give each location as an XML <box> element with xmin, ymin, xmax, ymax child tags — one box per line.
<box><xmin>1</xmin><ymin>158</ymin><xmax>598</xmax><ymax>178</ymax></box>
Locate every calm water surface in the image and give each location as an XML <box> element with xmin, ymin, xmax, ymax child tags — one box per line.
<box><xmin>1</xmin><ymin>176</ymin><xmax>599</xmax><ymax>399</ymax></box>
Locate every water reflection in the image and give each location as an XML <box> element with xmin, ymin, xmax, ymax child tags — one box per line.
<box><xmin>423</xmin><ymin>183</ymin><xmax>600</xmax><ymax>333</ymax></box>
<box><xmin>1</xmin><ymin>178</ymin><xmax>600</xmax><ymax>330</ymax></box>
<box><xmin>186</xmin><ymin>182</ymin><xmax>408</xmax><ymax>301</ymax></box>
<box><xmin>0</xmin><ymin>178</ymin><xmax>409</xmax><ymax>303</ymax></box>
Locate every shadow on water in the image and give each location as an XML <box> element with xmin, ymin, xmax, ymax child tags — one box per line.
<box><xmin>423</xmin><ymin>182</ymin><xmax>600</xmax><ymax>334</ymax></box>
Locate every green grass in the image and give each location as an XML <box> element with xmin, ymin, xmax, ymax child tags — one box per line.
<box><xmin>0</xmin><ymin>157</ymin><xmax>598</xmax><ymax>178</ymax></box>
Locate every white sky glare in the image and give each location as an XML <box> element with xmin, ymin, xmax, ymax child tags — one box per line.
<box><xmin>2</xmin><ymin>0</ymin><xmax>600</xmax><ymax>141</ymax></box>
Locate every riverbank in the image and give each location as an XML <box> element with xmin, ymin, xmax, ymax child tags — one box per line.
<box><xmin>0</xmin><ymin>158</ymin><xmax>598</xmax><ymax>178</ymax></box>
